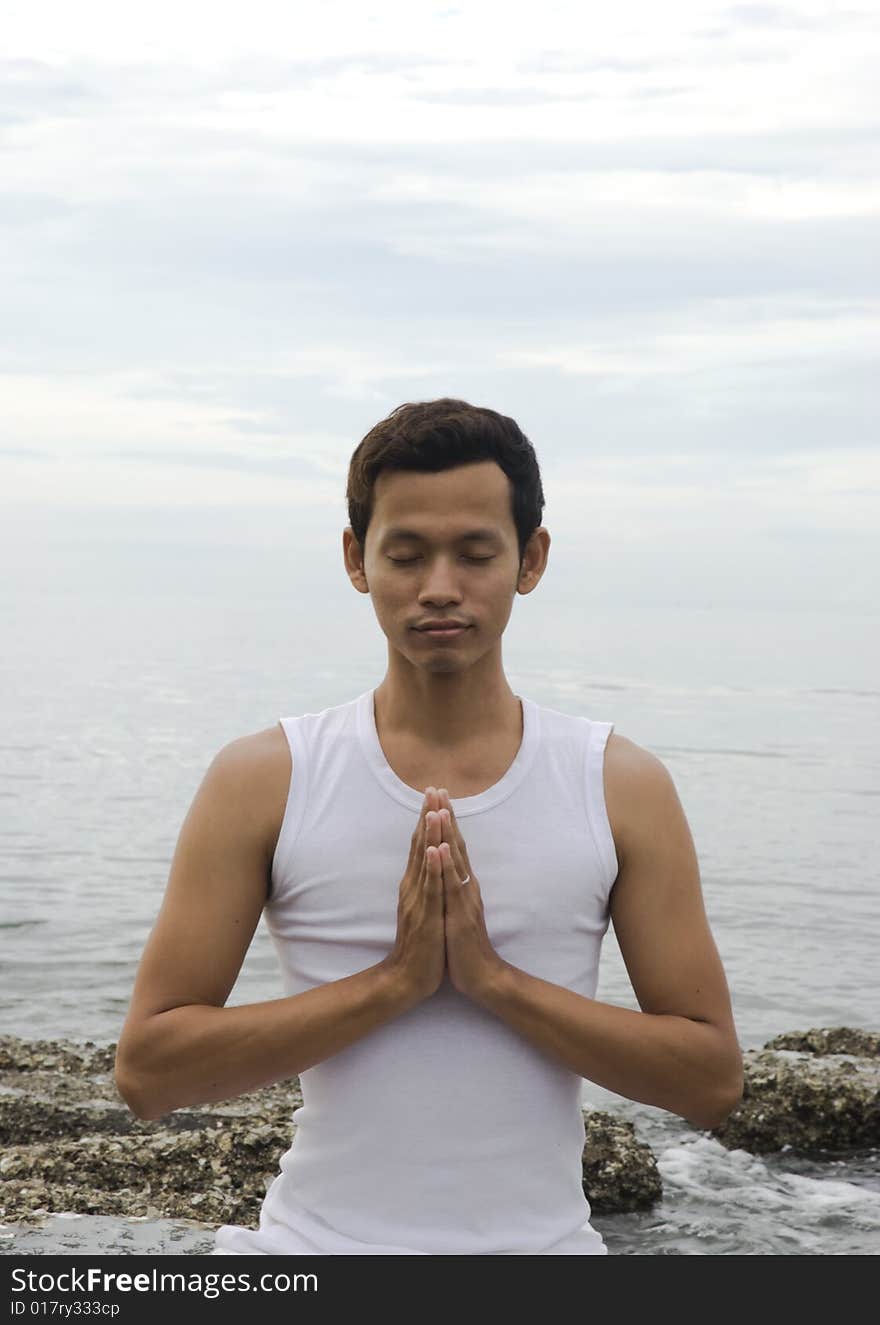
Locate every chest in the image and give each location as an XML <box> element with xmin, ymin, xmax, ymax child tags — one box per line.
<box><xmin>377</xmin><ymin>736</ymin><xmax>523</xmax><ymax>800</ymax></box>
<box><xmin>269</xmin><ymin>790</ymin><xmax>610</xmax><ymax>995</ymax></box>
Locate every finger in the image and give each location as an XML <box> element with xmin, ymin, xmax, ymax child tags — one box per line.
<box><xmin>440</xmin><ymin>806</ymin><xmax>470</xmax><ymax>877</ymax></box>
<box><xmin>447</xmin><ymin>826</ymin><xmax>466</xmax><ymax>879</ymax></box>
<box><xmin>426</xmin><ymin>844</ymin><xmax>442</xmax><ymax>890</ymax></box>
<box><xmin>412</xmin><ymin>790</ymin><xmax>433</xmax><ymax>856</ymax></box>
<box><xmin>439</xmin><ymin>840</ymin><xmax>459</xmax><ymax>887</ymax></box>
<box><xmin>413</xmin><ymin>810</ymin><xmax>424</xmax><ymax>885</ymax></box>
<box><xmin>432</xmin><ymin>809</ymin><xmax>445</xmax><ymax>848</ymax></box>
<box><xmin>441</xmin><ymin>841</ymin><xmax>470</xmax><ymax>901</ymax></box>
<box><xmin>422</xmin><ymin>807</ymin><xmax>437</xmax><ymax>877</ymax></box>
<box><xmin>446</xmin><ymin>822</ymin><xmax>468</xmax><ymax>881</ymax></box>
<box><xmin>439</xmin><ymin>807</ymin><xmax>454</xmax><ymax>852</ymax></box>
<box><xmin>423</xmin><ymin>815</ymin><xmax>437</xmax><ymax>883</ymax></box>
<box><xmin>438</xmin><ymin>792</ymin><xmax>465</xmax><ymax>850</ymax></box>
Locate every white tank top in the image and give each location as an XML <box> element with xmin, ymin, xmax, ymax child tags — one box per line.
<box><xmin>213</xmin><ymin>687</ymin><xmax>617</xmax><ymax>1255</ymax></box>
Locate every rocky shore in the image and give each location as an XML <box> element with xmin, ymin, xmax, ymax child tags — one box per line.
<box><xmin>1</xmin><ymin>1026</ymin><xmax>877</xmax><ymax>1232</ymax></box>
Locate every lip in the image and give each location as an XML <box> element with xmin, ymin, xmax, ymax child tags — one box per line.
<box><xmin>415</xmin><ymin>626</ymin><xmax>470</xmax><ymax>640</ymax></box>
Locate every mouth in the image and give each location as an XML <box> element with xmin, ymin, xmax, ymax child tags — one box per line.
<box><xmin>415</xmin><ymin>625</ymin><xmax>471</xmax><ymax>639</ymax></box>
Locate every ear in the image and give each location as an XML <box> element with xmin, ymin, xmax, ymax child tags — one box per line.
<box><xmin>516</xmin><ymin>526</ymin><xmax>550</xmax><ymax>596</ymax></box>
<box><xmin>343</xmin><ymin>527</ymin><xmax>369</xmax><ymax>594</ymax></box>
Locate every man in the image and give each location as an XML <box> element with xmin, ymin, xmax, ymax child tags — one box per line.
<box><xmin>114</xmin><ymin>397</ymin><xmax>743</xmax><ymax>1256</ymax></box>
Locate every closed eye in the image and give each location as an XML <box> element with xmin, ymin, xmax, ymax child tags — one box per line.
<box><xmin>387</xmin><ymin>556</ymin><xmax>496</xmax><ymax>565</ymax></box>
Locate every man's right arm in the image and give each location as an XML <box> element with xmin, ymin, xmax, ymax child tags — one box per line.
<box><xmin>114</xmin><ymin>735</ymin><xmax>420</xmax><ymax>1122</ymax></box>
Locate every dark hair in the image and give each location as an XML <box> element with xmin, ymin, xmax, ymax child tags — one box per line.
<box><xmin>346</xmin><ymin>398</ymin><xmax>545</xmax><ymax>569</ymax></box>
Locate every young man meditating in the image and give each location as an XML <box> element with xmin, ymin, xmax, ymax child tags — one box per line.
<box><xmin>114</xmin><ymin>397</ymin><xmax>743</xmax><ymax>1256</ymax></box>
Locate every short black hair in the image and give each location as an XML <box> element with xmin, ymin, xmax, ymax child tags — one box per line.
<box><xmin>346</xmin><ymin>397</ymin><xmax>545</xmax><ymax>569</ymax></box>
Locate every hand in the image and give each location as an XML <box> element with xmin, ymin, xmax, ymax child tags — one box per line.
<box><xmin>382</xmin><ymin>786</ymin><xmax>447</xmax><ymax>1004</ymax></box>
<box><xmin>430</xmin><ymin>787</ymin><xmax>509</xmax><ymax>1003</ymax></box>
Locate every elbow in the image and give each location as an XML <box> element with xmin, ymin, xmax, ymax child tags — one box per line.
<box><xmin>699</xmin><ymin>1072</ymin><xmax>745</xmax><ymax>1132</ymax></box>
<box><xmin>115</xmin><ymin>1072</ymin><xmax>148</xmax><ymax>1120</ymax></box>
<box><xmin>114</xmin><ymin>1065</ymin><xmax>156</xmax><ymax>1121</ymax></box>
<box><xmin>679</xmin><ymin>1053</ymin><xmax>744</xmax><ymax>1132</ymax></box>
<box><xmin>114</xmin><ymin>1044</ymin><xmax>165</xmax><ymax>1123</ymax></box>
<box><xmin>723</xmin><ymin>1071</ymin><xmax>746</xmax><ymax>1123</ymax></box>
<box><xmin>116</xmin><ymin>1078</ymin><xmax>168</xmax><ymax>1123</ymax></box>
<box><xmin>697</xmin><ymin>1034</ymin><xmax>745</xmax><ymax>1131</ymax></box>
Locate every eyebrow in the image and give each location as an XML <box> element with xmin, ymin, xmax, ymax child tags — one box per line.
<box><xmin>381</xmin><ymin>527</ymin><xmax>503</xmax><ymax>543</ymax></box>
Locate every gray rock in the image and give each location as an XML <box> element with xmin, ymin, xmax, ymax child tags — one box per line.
<box><xmin>582</xmin><ymin>1112</ymin><xmax>662</xmax><ymax>1212</ymax></box>
<box><xmin>0</xmin><ymin>1034</ymin><xmax>303</xmax><ymax>1229</ymax></box>
<box><xmin>763</xmin><ymin>1027</ymin><xmax>880</xmax><ymax>1058</ymax></box>
<box><xmin>9</xmin><ymin>1026</ymin><xmax>874</xmax><ymax>1227</ymax></box>
<box><xmin>0</xmin><ymin>1034</ymin><xmax>660</xmax><ymax>1225</ymax></box>
<box><xmin>710</xmin><ymin>1028</ymin><xmax>880</xmax><ymax>1154</ymax></box>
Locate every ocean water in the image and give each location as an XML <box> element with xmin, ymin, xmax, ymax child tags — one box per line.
<box><xmin>1</xmin><ymin>536</ymin><xmax>878</xmax><ymax>1255</ymax></box>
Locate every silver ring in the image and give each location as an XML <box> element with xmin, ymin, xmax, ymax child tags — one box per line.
<box><xmin>460</xmin><ymin>873</ymin><xmax>471</xmax><ymax>886</ymax></box>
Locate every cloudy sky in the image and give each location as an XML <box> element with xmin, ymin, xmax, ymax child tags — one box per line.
<box><xmin>2</xmin><ymin>0</ymin><xmax>878</xmax><ymax>614</ymax></box>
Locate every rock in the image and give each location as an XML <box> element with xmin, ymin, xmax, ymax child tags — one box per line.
<box><xmin>6</xmin><ymin>1027</ymin><xmax>874</xmax><ymax>1229</ymax></box>
<box><xmin>0</xmin><ymin>1123</ymin><xmax>292</xmax><ymax>1229</ymax></box>
<box><xmin>763</xmin><ymin>1027</ymin><xmax>880</xmax><ymax>1058</ymax></box>
<box><xmin>0</xmin><ymin>1038</ymin><xmax>117</xmax><ymax>1076</ymax></box>
<box><xmin>0</xmin><ymin>1034</ymin><xmax>661</xmax><ymax>1225</ymax></box>
<box><xmin>582</xmin><ymin>1112</ymin><xmax>662</xmax><ymax>1212</ymax></box>
<box><xmin>710</xmin><ymin>1029</ymin><xmax>880</xmax><ymax>1154</ymax></box>
<box><xmin>0</xmin><ymin>1034</ymin><xmax>303</xmax><ymax>1229</ymax></box>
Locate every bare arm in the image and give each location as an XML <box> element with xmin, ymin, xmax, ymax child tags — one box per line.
<box><xmin>472</xmin><ymin>738</ymin><xmax>744</xmax><ymax>1130</ymax></box>
<box><xmin>114</xmin><ymin>734</ymin><xmax>420</xmax><ymax>1121</ymax></box>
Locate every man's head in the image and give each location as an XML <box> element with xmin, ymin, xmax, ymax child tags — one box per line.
<box><xmin>346</xmin><ymin>398</ymin><xmax>545</xmax><ymax>571</ymax></box>
<box><xmin>343</xmin><ymin>398</ymin><xmax>550</xmax><ymax>676</ymax></box>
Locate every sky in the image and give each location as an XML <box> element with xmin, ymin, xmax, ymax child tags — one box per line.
<box><xmin>2</xmin><ymin>0</ymin><xmax>878</xmax><ymax>615</ymax></box>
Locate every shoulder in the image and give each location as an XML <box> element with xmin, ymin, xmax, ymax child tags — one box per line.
<box><xmin>603</xmin><ymin>730</ymin><xmax>679</xmax><ymax>874</ymax></box>
<box><xmin>213</xmin><ymin>723</ymin><xmax>292</xmax><ymax>867</ymax></box>
<box><xmin>604</xmin><ymin>729</ymin><xmax>669</xmax><ymax>789</ymax></box>
<box><xmin>214</xmin><ymin>722</ymin><xmax>291</xmax><ymax>782</ymax></box>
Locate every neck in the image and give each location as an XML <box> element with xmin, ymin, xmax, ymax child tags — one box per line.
<box><xmin>373</xmin><ymin>659</ymin><xmax>521</xmax><ymax>751</ymax></box>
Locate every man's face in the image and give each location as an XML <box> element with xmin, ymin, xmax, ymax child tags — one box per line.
<box><xmin>348</xmin><ymin>460</ymin><xmax>533</xmax><ymax>675</ymax></box>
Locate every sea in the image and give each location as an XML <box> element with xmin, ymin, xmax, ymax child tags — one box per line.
<box><xmin>1</xmin><ymin>526</ymin><xmax>878</xmax><ymax>1255</ymax></box>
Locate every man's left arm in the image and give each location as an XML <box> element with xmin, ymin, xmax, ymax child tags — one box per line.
<box><xmin>466</xmin><ymin>743</ymin><xmax>744</xmax><ymax>1131</ymax></box>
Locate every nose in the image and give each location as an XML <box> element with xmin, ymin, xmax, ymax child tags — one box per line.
<box><xmin>417</xmin><ymin>554</ymin><xmax>464</xmax><ymax>607</ymax></box>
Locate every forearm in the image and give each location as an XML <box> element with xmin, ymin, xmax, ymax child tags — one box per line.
<box><xmin>476</xmin><ymin>962</ymin><xmax>741</xmax><ymax>1130</ymax></box>
<box><xmin>115</xmin><ymin>960</ymin><xmax>417</xmax><ymax>1121</ymax></box>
